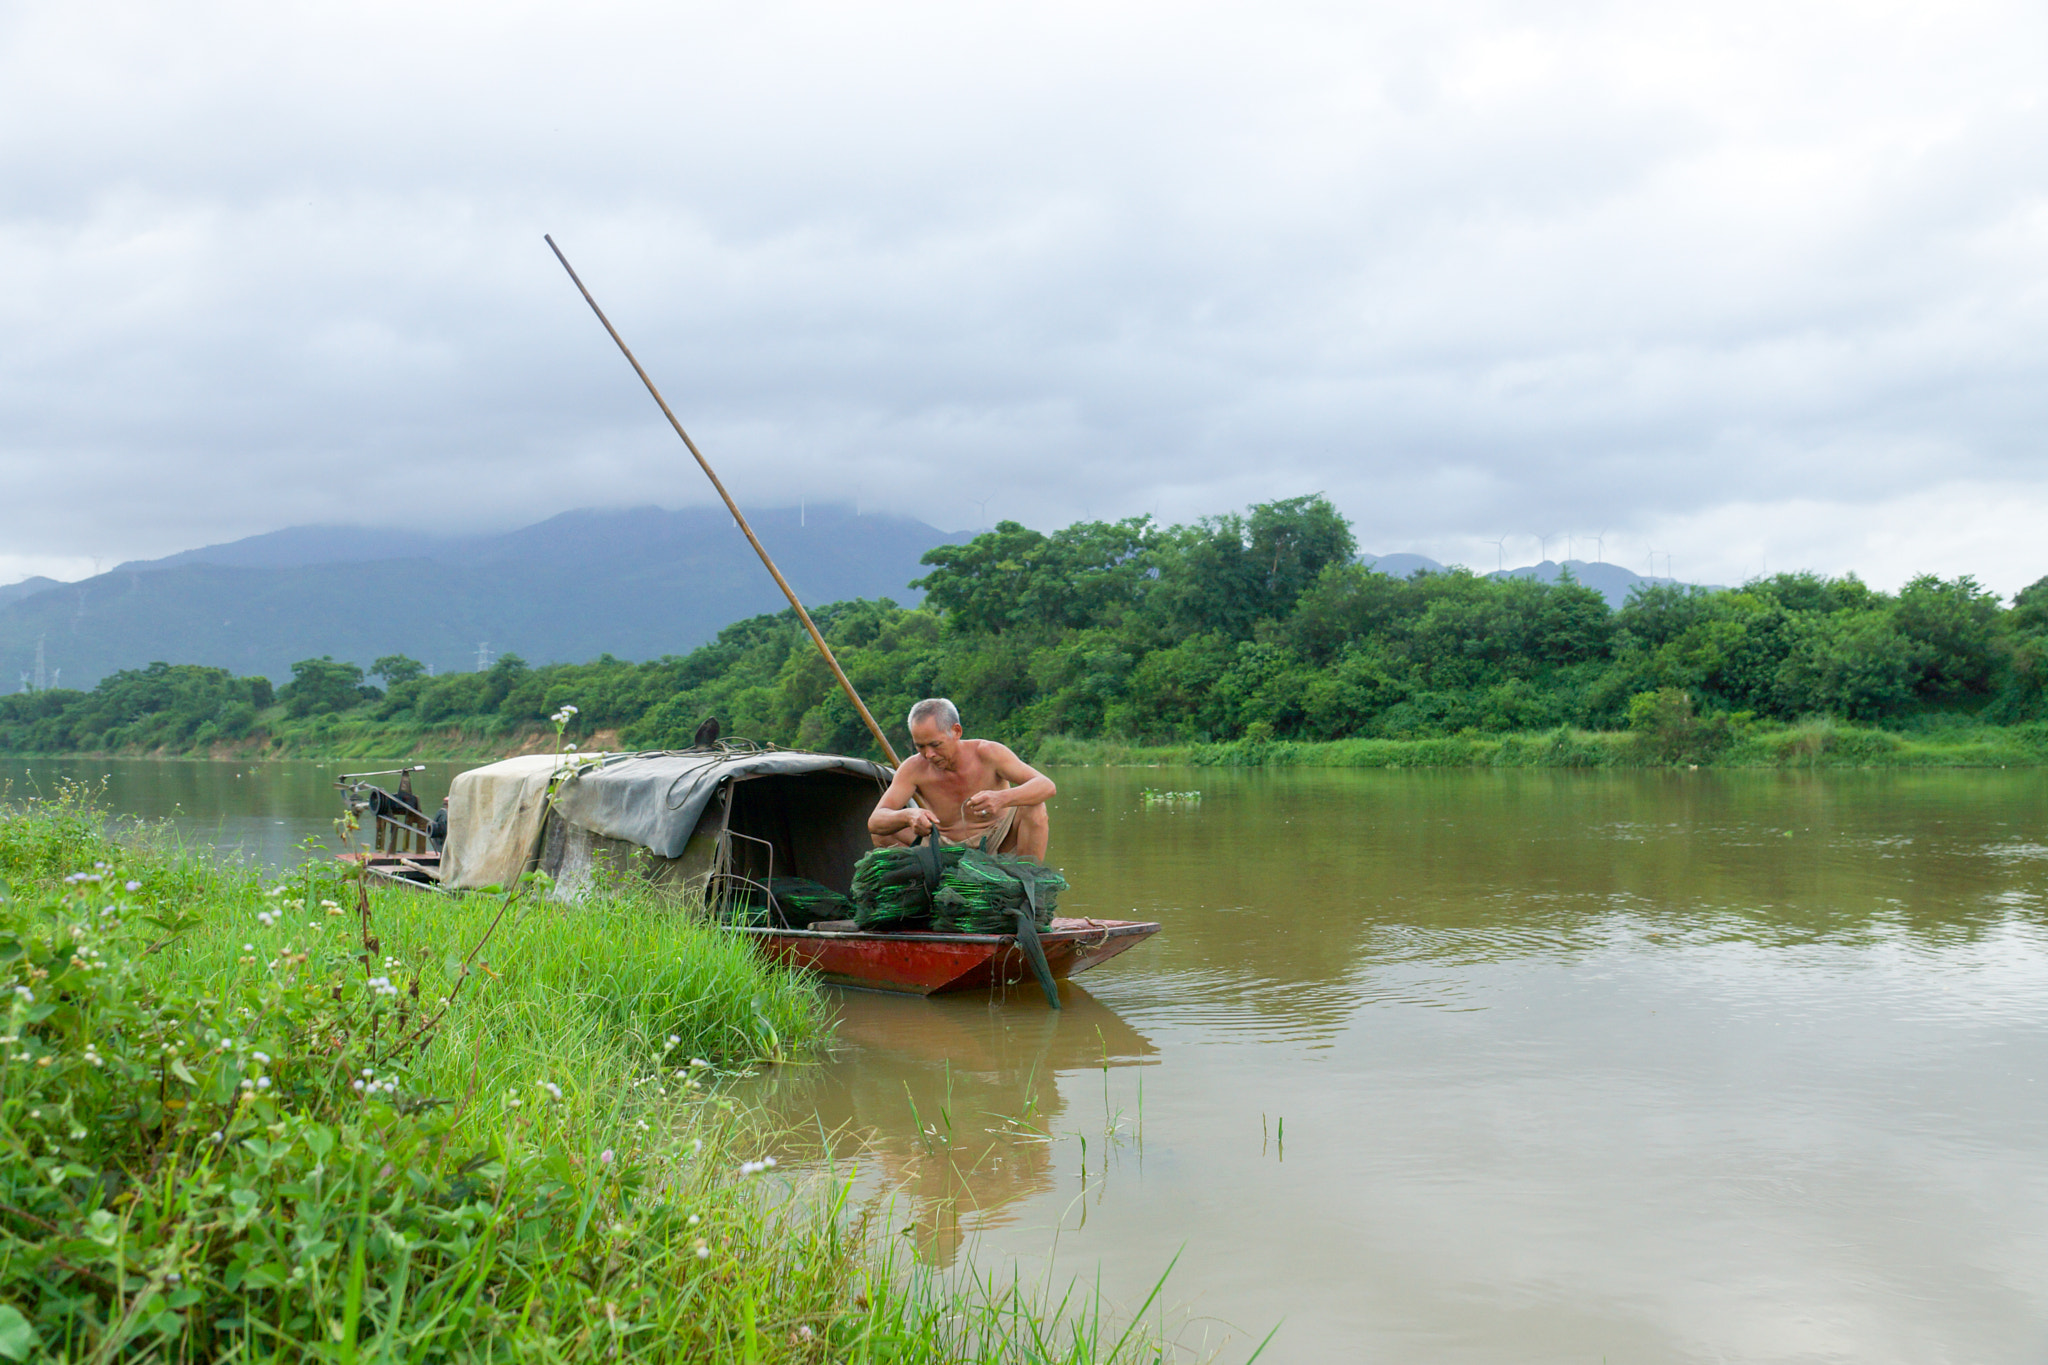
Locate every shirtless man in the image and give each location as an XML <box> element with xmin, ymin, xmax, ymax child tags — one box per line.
<box><xmin>867</xmin><ymin>698</ymin><xmax>1055</xmax><ymax>860</ymax></box>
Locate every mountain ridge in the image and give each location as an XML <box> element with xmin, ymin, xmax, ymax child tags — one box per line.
<box><xmin>1360</xmin><ymin>552</ymin><xmax>1697</xmax><ymax>608</ymax></box>
<box><xmin>1</xmin><ymin>504</ymin><xmax>952</xmax><ymax>689</ymax></box>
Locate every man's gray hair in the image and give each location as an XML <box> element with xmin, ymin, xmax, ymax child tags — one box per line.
<box><xmin>908</xmin><ymin>697</ymin><xmax>961</xmax><ymax>732</ymax></box>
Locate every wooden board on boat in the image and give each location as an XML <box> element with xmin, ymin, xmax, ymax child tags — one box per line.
<box><xmin>337</xmin><ymin>850</ymin><xmax>443</xmax><ymax>886</ymax></box>
<box><xmin>727</xmin><ymin>916</ymin><xmax>1160</xmax><ymax>996</ymax></box>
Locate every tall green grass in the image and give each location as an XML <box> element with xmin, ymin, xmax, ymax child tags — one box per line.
<box><xmin>0</xmin><ymin>787</ymin><xmax>1170</xmax><ymax>1363</ymax></box>
<box><xmin>147</xmin><ymin>862</ymin><xmax>825</xmax><ymax>1134</ymax></box>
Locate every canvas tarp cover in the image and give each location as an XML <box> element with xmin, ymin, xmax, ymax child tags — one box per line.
<box><xmin>440</xmin><ymin>754</ymin><xmax>578</xmax><ymax>890</ymax></box>
<box><xmin>550</xmin><ymin>751</ymin><xmax>893</xmax><ymax>858</ymax></box>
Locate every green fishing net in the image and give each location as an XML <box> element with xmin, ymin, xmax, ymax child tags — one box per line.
<box><xmin>767</xmin><ymin>876</ymin><xmax>856</xmax><ymax>926</ymax></box>
<box><xmin>849</xmin><ymin>843</ymin><xmax>1065</xmax><ymax>932</ymax></box>
<box><xmin>849</xmin><ymin>843</ymin><xmax>959</xmax><ymax>928</ymax></box>
<box><xmin>723</xmin><ymin>876</ymin><xmax>855</xmax><ymax>929</ymax></box>
<box><xmin>930</xmin><ymin>854</ymin><xmax>1066</xmax><ymax>932</ymax></box>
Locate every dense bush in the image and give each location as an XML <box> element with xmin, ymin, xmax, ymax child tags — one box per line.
<box><xmin>277</xmin><ymin>656</ymin><xmax>379</xmax><ymax>718</ymax></box>
<box><xmin>0</xmin><ymin>665</ymin><xmax>271</xmax><ymax>753</ymax></box>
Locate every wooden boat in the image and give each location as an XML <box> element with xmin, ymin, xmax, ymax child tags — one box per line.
<box><xmin>419</xmin><ymin>745</ymin><xmax>1161</xmax><ymax>999</ymax></box>
<box><xmin>730</xmin><ymin>916</ymin><xmax>1161</xmax><ymax>996</ymax></box>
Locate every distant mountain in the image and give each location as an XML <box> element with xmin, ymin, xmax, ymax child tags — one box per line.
<box><xmin>1489</xmin><ymin>558</ymin><xmax>1700</xmax><ymax>608</ymax></box>
<box><xmin>0</xmin><ymin>504</ymin><xmax>952</xmax><ymax>690</ymax></box>
<box><xmin>0</xmin><ymin>577</ymin><xmax>62</xmax><ymax>608</ymax></box>
<box><xmin>114</xmin><ymin>525</ymin><xmax>455</xmax><ymax>574</ymax></box>
<box><xmin>1361</xmin><ymin>551</ymin><xmax>1701</xmax><ymax>608</ymax></box>
<box><xmin>1359</xmin><ymin>552</ymin><xmax>1448</xmax><ymax>578</ymax></box>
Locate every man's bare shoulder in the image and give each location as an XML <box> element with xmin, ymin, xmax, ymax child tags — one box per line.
<box><xmin>963</xmin><ymin>738</ymin><xmax>1020</xmax><ymax>763</ymax></box>
<box><xmin>968</xmin><ymin>738</ymin><xmax>1042</xmax><ymax>778</ymax></box>
<box><xmin>896</xmin><ymin>754</ymin><xmax>938</xmax><ymax>780</ymax></box>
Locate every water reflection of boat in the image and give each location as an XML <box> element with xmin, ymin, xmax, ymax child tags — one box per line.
<box><xmin>748</xmin><ymin>984</ymin><xmax>1157</xmax><ymax>1266</ymax></box>
<box><xmin>830</xmin><ymin>982</ymin><xmax>1159</xmax><ymax>1074</ymax></box>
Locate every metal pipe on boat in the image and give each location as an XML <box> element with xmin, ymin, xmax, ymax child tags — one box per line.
<box><xmin>542</xmin><ymin>234</ymin><xmax>904</xmax><ymax>768</ymax></box>
<box><xmin>336</xmin><ymin>765</ymin><xmax>428</xmax><ymax>782</ymax></box>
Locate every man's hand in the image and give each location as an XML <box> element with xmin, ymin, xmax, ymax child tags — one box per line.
<box><xmin>869</xmin><ymin>760</ymin><xmax>940</xmax><ymax>841</ymax></box>
<box><xmin>963</xmin><ymin>790</ymin><xmax>1010</xmax><ymax>822</ymax></box>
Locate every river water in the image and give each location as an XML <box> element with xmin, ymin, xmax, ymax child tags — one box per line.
<box><xmin>7</xmin><ymin>757</ymin><xmax>2046</xmax><ymax>1363</ymax></box>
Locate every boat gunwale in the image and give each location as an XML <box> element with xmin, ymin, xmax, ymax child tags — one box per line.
<box><xmin>723</xmin><ymin>918</ymin><xmax>1160</xmax><ymax>948</ymax></box>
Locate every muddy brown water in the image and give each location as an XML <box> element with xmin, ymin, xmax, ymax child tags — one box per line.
<box><xmin>9</xmin><ymin>758</ymin><xmax>2047</xmax><ymax>1363</ymax></box>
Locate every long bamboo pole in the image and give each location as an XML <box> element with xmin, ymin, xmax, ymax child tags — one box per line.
<box><xmin>544</xmin><ymin>235</ymin><xmax>903</xmax><ymax>767</ymax></box>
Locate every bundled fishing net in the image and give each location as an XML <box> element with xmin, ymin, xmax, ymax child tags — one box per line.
<box><xmin>931</xmin><ymin>854</ymin><xmax>1066</xmax><ymax>933</ymax></box>
<box><xmin>849</xmin><ymin>842</ymin><xmax>960</xmax><ymax>929</ymax></box>
<box><xmin>849</xmin><ymin>841</ymin><xmax>1064</xmax><ymax>932</ymax></box>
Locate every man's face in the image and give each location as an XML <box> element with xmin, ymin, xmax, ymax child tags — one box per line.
<box><xmin>910</xmin><ymin>718</ymin><xmax>963</xmax><ymax>770</ymax></box>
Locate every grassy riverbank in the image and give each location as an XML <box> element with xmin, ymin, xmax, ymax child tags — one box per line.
<box><xmin>1035</xmin><ymin>717</ymin><xmax>2048</xmax><ymax>769</ymax></box>
<box><xmin>0</xmin><ymin>790</ymin><xmax>1165</xmax><ymax>1362</ymax></box>
<box><xmin>190</xmin><ymin>717</ymin><xmax>599</xmax><ymax>763</ymax></box>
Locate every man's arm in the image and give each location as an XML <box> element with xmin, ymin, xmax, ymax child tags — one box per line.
<box><xmin>965</xmin><ymin>743</ymin><xmax>1056</xmax><ymax>819</ymax></box>
<box><xmin>868</xmin><ymin>763</ymin><xmax>937</xmax><ymax>838</ymax></box>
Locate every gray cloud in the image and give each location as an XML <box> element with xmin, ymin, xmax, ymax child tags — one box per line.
<box><xmin>4</xmin><ymin>0</ymin><xmax>2047</xmax><ymax>595</ymax></box>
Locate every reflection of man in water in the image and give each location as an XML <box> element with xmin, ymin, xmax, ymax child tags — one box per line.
<box><xmin>867</xmin><ymin>698</ymin><xmax>1056</xmax><ymax>859</ymax></box>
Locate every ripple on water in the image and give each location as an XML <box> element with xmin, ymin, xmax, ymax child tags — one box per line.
<box><xmin>1099</xmin><ymin>968</ymin><xmax>1368</xmax><ymax>1047</ymax></box>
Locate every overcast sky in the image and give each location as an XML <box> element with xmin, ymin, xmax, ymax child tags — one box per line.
<box><xmin>4</xmin><ymin>0</ymin><xmax>2046</xmax><ymax>595</ymax></box>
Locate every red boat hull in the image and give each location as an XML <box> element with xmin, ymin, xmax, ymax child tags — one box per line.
<box><xmin>729</xmin><ymin>917</ymin><xmax>1161</xmax><ymax>995</ymax></box>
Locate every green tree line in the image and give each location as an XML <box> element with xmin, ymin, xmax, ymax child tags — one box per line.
<box><xmin>4</xmin><ymin>494</ymin><xmax>2046</xmax><ymax>757</ymax></box>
